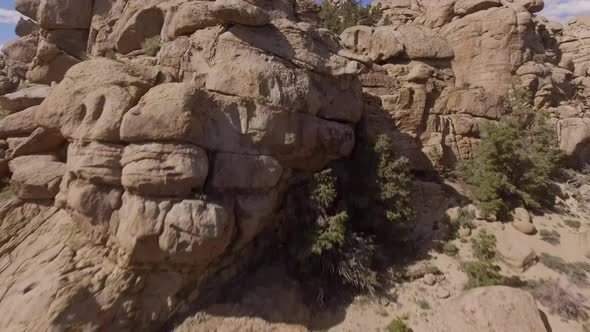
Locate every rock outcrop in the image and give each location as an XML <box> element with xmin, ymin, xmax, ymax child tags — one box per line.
<box><xmin>0</xmin><ymin>1</ymin><xmax>363</xmax><ymax>331</ymax></box>
<box><xmin>341</xmin><ymin>0</ymin><xmax>590</xmax><ymax>169</ymax></box>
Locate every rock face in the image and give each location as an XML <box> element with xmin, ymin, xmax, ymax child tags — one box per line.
<box><xmin>441</xmin><ymin>286</ymin><xmax>548</xmax><ymax>332</ymax></box>
<box><xmin>0</xmin><ymin>1</ymin><xmax>362</xmax><ymax>331</ymax></box>
<box><xmin>340</xmin><ymin>0</ymin><xmax>590</xmax><ymax>170</ymax></box>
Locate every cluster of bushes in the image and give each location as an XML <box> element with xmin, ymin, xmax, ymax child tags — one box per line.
<box><xmin>458</xmin><ymin>84</ymin><xmax>562</xmax><ymax>219</ymax></box>
<box><xmin>319</xmin><ymin>0</ymin><xmax>383</xmax><ymax>34</ymax></box>
<box><xmin>289</xmin><ymin>134</ymin><xmax>415</xmax><ymax>296</ymax></box>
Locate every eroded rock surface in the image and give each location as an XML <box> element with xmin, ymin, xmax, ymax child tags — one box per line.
<box><xmin>0</xmin><ymin>1</ymin><xmax>363</xmax><ymax>331</ymax></box>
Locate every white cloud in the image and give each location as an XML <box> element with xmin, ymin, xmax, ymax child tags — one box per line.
<box><xmin>0</xmin><ymin>9</ymin><xmax>23</xmax><ymax>24</ymax></box>
<box><xmin>542</xmin><ymin>0</ymin><xmax>590</xmax><ymax>21</ymax></box>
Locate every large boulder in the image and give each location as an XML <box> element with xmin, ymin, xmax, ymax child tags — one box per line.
<box><xmin>37</xmin><ymin>0</ymin><xmax>93</xmax><ymax>29</ymax></box>
<box><xmin>441</xmin><ymin>286</ymin><xmax>548</xmax><ymax>332</ymax></box>
<box><xmin>557</xmin><ymin>117</ymin><xmax>590</xmax><ymax>168</ymax></box>
<box><xmin>121</xmin><ymin>143</ymin><xmax>209</xmax><ymax>197</ymax></box>
<box><xmin>0</xmin><ymin>85</ymin><xmax>50</xmax><ymax>113</ymax></box>
<box><xmin>9</xmin><ymin>156</ymin><xmax>65</xmax><ymax>199</ymax></box>
<box><xmin>440</xmin><ymin>7</ymin><xmax>528</xmax><ymax>95</ymax></box>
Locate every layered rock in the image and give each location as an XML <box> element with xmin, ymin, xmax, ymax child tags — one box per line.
<box><xmin>0</xmin><ymin>1</ymin><xmax>364</xmax><ymax>331</ymax></box>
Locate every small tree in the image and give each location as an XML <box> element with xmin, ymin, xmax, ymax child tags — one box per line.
<box><xmin>458</xmin><ymin>84</ymin><xmax>562</xmax><ymax>218</ymax></box>
<box><xmin>319</xmin><ymin>0</ymin><xmax>383</xmax><ymax>34</ymax></box>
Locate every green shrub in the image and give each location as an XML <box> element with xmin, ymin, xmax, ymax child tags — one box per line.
<box><xmin>539</xmin><ymin>229</ymin><xmax>561</xmax><ymax>245</ymax></box>
<box><xmin>292</xmin><ymin>168</ymin><xmax>377</xmax><ymax>294</ymax></box>
<box><xmin>462</xmin><ymin>260</ymin><xmax>527</xmax><ymax>289</ymax></box>
<box><xmin>442</xmin><ymin>242</ymin><xmax>459</xmax><ymax>256</ymax></box>
<box><xmin>375</xmin><ymin>135</ymin><xmax>415</xmax><ymax>225</ymax></box>
<box><xmin>141</xmin><ymin>35</ymin><xmax>161</xmax><ymax>56</ymax></box>
<box><xmin>471</xmin><ymin>231</ymin><xmax>496</xmax><ymax>261</ymax></box>
<box><xmin>320</xmin><ymin>0</ymin><xmax>383</xmax><ymax>34</ymax></box>
<box><xmin>458</xmin><ymin>84</ymin><xmax>562</xmax><ymax>218</ymax></box>
<box><xmin>416</xmin><ymin>298</ymin><xmax>430</xmax><ymax>310</ymax></box>
<box><xmin>387</xmin><ymin>318</ymin><xmax>413</xmax><ymax>332</ymax></box>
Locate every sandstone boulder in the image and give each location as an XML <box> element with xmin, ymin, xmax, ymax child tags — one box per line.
<box><xmin>394</xmin><ymin>25</ymin><xmax>454</xmax><ymax>60</ymax></box>
<box><xmin>121</xmin><ymin>143</ymin><xmax>209</xmax><ymax>197</ymax></box>
<box><xmin>441</xmin><ymin>286</ymin><xmax>548</xmax><ymax>332</ymax></box>
<box><xmin>0</xmin><ymin>84</ymin><xmax>49</xmax><ymax>113</ymax></box>
<box><xmin>0</xmin><ymin>106</ymin><xmax>39</xmax><ymax>138</ymax></box>
<box><xmin>212</xmin><ymin>154</ymin><xmax>283</xmax><ymax>191</ymax></box>
<box><xmin>557</xmin><ymin>117</ymin><xmax>590</xmax><ymax>168</ymax></box>
<box><xmin>495</xmin><ymin>227</ymin><xmax>537</xmax><ymax>271</ymax></box>
<box><xmin>9</xmin><ymin>157</ymin><xmax>65</xmax><ymax>199</ymax></box>
<box><xmin>340</xmin><ymin>26</ymin><xmax>403</xmax><ymax>63</ymax></box>
<box><xmin>37</xmin><ymin>0</ymin><xmax>93</xmax><ymax>29</ymax></box>
<box><xmin>35</xmin><ymin>58</ymin><xmax>156</xmax><ymax>140</ymax></box>
<box><xmin>511</xmin><ymin>207</ymin><xmax>536</xmax><ymax>235</ymax></box>
<box><xmin>210</xmin><ymin>0</ymin><xmax>271</xmax><ymax>26</ymax></box>
<box><xmin>120</xmin><ymin>83</ymin><xmax>203</xmax><ymax>143</ymax></box>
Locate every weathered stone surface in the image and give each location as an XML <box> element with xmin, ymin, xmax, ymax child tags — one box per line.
<box><xmin>10</xmin><ymin>127</ymin><xmax>65</xmax><ymax>158</ymax></box>
<box><xmin>167</xmin><ymin>1</ymin><xmax>219</xmax><ymax>39</ymax></box>
<box><xmin>394</xmin><ymin>25</ymin><xmax>454</xmax><ymax>60</ymax></box>
<box><xmin>340</xmin><ymin>26</ymin><xmax>403</xmax><ymax>63</ymax></box>
<box><xmin>557</xmin><ymin>117</ymin><xmax>590</xmax><ymax>168</ymax></box>
<box><xmin>454</xmin><ymin>0</ymin><xmax>501</xmax><ymax>16</ymax></box>
<box><xmin>210</xmin><ymin>0</ymin><xmax>271</xmax><ymax>26</ymax></box>
<box><xmin>15</xmin><ymin>0</ymin><xmax>39</xmax><ymax>19</ymax></box>
<box><xmin>440</xmin><ymin>7</ymin><xmax>526</xmax><ymax>94</ymax></box>
<box><xmin>121</xmin><ymin>143</ymin><xmax>209</xmax><ymax>197</ymax></box>
<box><xmin>66</xmin><ymin>140</ymin><xmax>123</xmax><ymax>186</ymax></box>
<box><xmin>495</xmin><ymin>227</ymin><xmax>537</xmax><ymax>271</ymax></box>
<box><xmin>120</xmin><ymin>83</ymin><xmax>203</xmax><ymax>143</ymax></box>
<box><xmin>511</xmin><ymin>207</ymin><xmax>536</xmax><ymax>235</ymax></box>
<box><xmin>15</xmin><ymin>18</ymin><xmax>39</xmax><ymax>37</ymax></box>
<box><xmin>35</xmin><ymin>58</ymin><xmax>156</xmax><ymax>140</ymax></box>
<box><xmin>581</xmin><ymin>230</ymin><xmax>590</xmax><ymax>259</ymax></box>
<box><xmin>0</xmin><ymin>106</ymin><xmax>39</xmax><ymax>138</ymax></box>
<box><xmin>115</xmin><ymin>6</ymin><xmax>165</xmax><ymax>54</ymax></box>
<box><xmin>212</xmin><ymin>154</ymin><xmax>283</xmax><ymax>191</ymax></box>
<box><xmin>0</xmin><ymin>84</ymin><xmax>49</xmax><ymax>113</ymax></box>
<box><xmin>37</xmin><ymin>0</ymin><xmax>93</xmax><ymax>29</ymax></box>
<box><xmin>441</xmin><ymin>286</ymin><xmax>547</xmax><ymax>332</ymax></box>
<box><xmin>9</xmin><ymin>157</ymin><xmax>64</xmax><ymax>199</ymax></box>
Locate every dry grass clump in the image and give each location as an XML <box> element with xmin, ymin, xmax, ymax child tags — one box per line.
<box><xmin>532</xmin><ymin>279</ymin><xmax>589</xmax><ymax>321</ymax></box>
<box><xmin>539</xmin><ymin>253</ymin><xmax>590</xmax><ymax>286</ymax></box>
<box><xmin>141</xmin><ymin>36</ymin><xmax>161</xmax><ymax>56</ymax></box>
<box><xmin>539</xmin><ymin>229</ymin><xmax>561</xmax><ymax>245</ymax></box>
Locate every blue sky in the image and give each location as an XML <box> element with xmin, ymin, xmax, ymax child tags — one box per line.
<box><xmin>0</xmin><ymin>0</ymin><xmax>589</xmax><ymax>48</ymax></box>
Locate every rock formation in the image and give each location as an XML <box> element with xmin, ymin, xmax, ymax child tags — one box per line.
<box><xmin>343</xmin><ymin>0</ymin><xmax>590</xmax><ymax>169</ymax></box>
<box><xmin>0</xmin><ymin>0</ymin><xmax>589</xmax><ymax>331</ymax></box>
<box><xmin>0</xmin><ymin>1</ymin><xmax>364</xmax><ymax>330</ymax></box>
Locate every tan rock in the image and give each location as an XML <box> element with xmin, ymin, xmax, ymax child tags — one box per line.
<box><xmin>15</xmin><ymin>0</ymin><xmax>39</xmax><ymax>19</ymax></box>
<box><xmin>394</xmin><ymin>25</ymin><xmax>454</xmax><ymax>60</ymax></box>
<box><xmin>37</xmin><ymin>0</ymin><xmax>93</xmax><ymax>29</ymax></box>
<box><xmin>66</xmin><ymin>140</ymin><xmax>123</xmax><ymax>186</ymax></box>
<box><xmin>120</xmin><ymin>83</ymin><xmax>204</xmax><ymax>143</ymax></box>
<box><xmin>454</xmin><ymin>0</ymin><xmax>501</xmax><ymax>16</ymax></box>
<box><xmin>581</xmin><ymin>231</ymin><xmax>590</xmax><ymax>259</ymax></box>
<box><xmin>511</xmin><ymin>207</ymin><xmax>536</xmax><ymax>235</ymax></box>
<box><xmin>557</xmin><ymin>117</ymin><xmax>590</xmax><ymax>168</ymax></box>
<box><xmin>10</xmin><ymin>127</ymin><xmax>65</xmax><ymax>158</ymax></box>
<box><xmin>115</xmin><ymin>6</ymin><xmax>165</xmax><ymax>54</ymax></box>
<box><xmin>495</xmin><ymin>227</ymin><xmax>537</xmax><ymax>271</ymax></box>
<box><xmin>167</xmin><ymin>1</ymin><xmax>219</xmax><ymax>39</ymax></box>
<box><xmin>121</xmin><ymin>143</ymin><xmax>209</xmax><ymax>197</ymax></box>
<box><xmin>0</xmin><ymin>84</ymin><xmax>50</xmax><ymax>113</ymax></box>
<box><xmin>9</xmin><ymin>157</ymin><xmax>65</xmax><ymax>199</ymax></box>
<box><xmin>441</xmin><ymin>286</ymin><xmax>547</xmax><ymax>332</ymax></box>
<box><xmin>210</xmin><ymin>0</ymin><xmax>271</xmax><ymax>26</ymax></box>
<box><xmin>0</xmin><ymin>106</ymin><xmax>39</xmax><ymax>138</ymax></box>
<box><xmin>212</xmin><ymin>154</ymin><xmax>283</xmax><ymax>191</ymax></box>
<box><xmin>340</xmin><ymin>25</ymin><xmax>404</xmax><ymax>63</ymax></box>
<box><xmin>35</xmin><ymin>58</ymin><xmax>156</xmax><ymax>141</ymax></box>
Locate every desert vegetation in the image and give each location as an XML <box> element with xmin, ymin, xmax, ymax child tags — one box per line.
<box><xmin>458</xmin><ymin>84</ymin><xmax>563</xmax><ymax>218</ymax></box>
<box><xmin>319</xmin><ymin>0</ymin><xmax>382</xmax><ymax>34</ymax></box>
